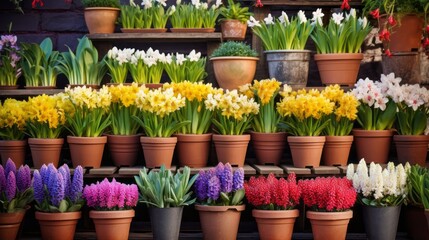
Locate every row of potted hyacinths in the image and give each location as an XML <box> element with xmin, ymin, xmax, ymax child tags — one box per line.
<box><xmin>1</xmin><ymin>73</ymin><xmax>429</xmax><ymax>170</ymax></box>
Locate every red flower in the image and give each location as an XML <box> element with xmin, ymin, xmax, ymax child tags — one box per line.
<box><xmin>298</xmin><ymin>177</ymin><xmax>356</xmax><ymax>212</ymax></box>
<box><xmin>370</xmin><ymin>8</ymin><xmax>380</xmax><ymax>19</ymax></box>
<box><xmin>423</xmin><ymin>38</ymin><xmax>429</xmax><ymax>48</ymax></box>
<box><xmin>32</xmin><ymin>0</ymin><xmax>44</xmax><ymax>8</ymax></box>
<box><xmin>387</xmin><ymin>16</ymin><xmax>396</xmax><ymax>26</ymax></box>
<box><xmin>379</xmin><ymin>29</ymin><xmax>391</xmax><ymax>42</ymax></box>
<box><xmin>341</xmin><ymin>0</ymin><xmax>350</xmax><ymax>10</ymax></box>
<box><xmin>255</xmin><ymin>0</ymin><xmax>263</xmax><ymax>7</ymax></box>
<box><xmin>244</xmin><ymin>173</ymin><xmax>300</xmax><ymax>210</ymax></box>
<box><xmin>385</xmin><ymin>49</ymin><xmax>392</xmax><ymax>57</ymax></box>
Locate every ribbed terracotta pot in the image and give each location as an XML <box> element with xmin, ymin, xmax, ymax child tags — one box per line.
<box><xmin>321</xmin><ymin>135</ymin><xmax>353</xmax><ymax>166</ymax></box>
<box><xmin>0</xmin><ymin>140</ymin><xmax>27</xmax><ymax>167</ymax></box>
<box><xmin>211</xmin><ymin>57</ymin><xmax>259</xmax><ymax>90</ymax></box>
<box><xmin>394</xmin><ymin>135</ymin><xmax>429</xmax><ymax>167</ymax></box>
<box><xmin>306</xmin><ymin>210</ymin><xmax>353</xmax><ymax>240</ymax></box>
<box><xmin>250</xmin><ymin>132</ymin><xmax>287</xmax><ymax>165</ymax></box>
<box><xmin>314</xmin><ymin>53</ymin><xmax>363</xmax><ymax>87</ymax></box>
<box><xmin>288</xmin><ymin>136</ymin><xmax>325</xmax><ymax>168</ymax></box>
<box><xmin>220</xmin><ymin>20</ymin><xmax>247</xmax><ymax>40</ymax></box>
<box><xmin>90</xmin><ymin>209</ymin><xmax>135</xmax><ymax>240</ymax></box>
<box><xmin>84</xmin><ymin>7</ymin><xmax>119</xmax><ymax>34</ymax></box>
<box><xmin>140</xmin><ymin>136</ymin><xmax>177</xmax><ymax>168</ymax></box>
<box><xmin>195</xmin><ymin>204</ymin><xmax>245</xmax><ymax>240</ymax></box>
<box><xmin>212</xmin><ymin>134</ymin><xmax>250</xmax><ymax>167</ymax></box>
<box><xmin>28</xmin><ymin>138</ymin><xmax>64</xmax><ymax>168</ymax></box>
<box><xmin>352</xmin><ymin>129</ymin><xmax>393</xmax><ymax>164</ymax></box>
<box><xmin>67</xmin><ymin>136</ymin><xmax>107</xmax><ymax>168</ymax></box>
<box><xmin>252</xmin><ymin>209</ymin><xmax>299</xmax><ymax>240</ymax></box>
<box><xmin>0</xmin><ymin>208</ymin><xmax>28</xmax><ymax>240</ymax></box>
<box><xmin>35</xmin><ymin>211</ymin><xmax>81</xmax><ymax>240</ymax></box>
<box><xmin>175</xmin><ymin>133</ymin><xmax>212</xmax><ymax>167</ymax></box>
<box><xmin>107</xmin><ymin>134</ymin><xmax>141</xmax><ymax>167</ymax></box>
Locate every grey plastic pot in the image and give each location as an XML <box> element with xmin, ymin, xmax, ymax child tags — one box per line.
<box><xmin>362</xmin><ymin>205</ymin><xmax>401</xmax><ymax>240</ymax></box>
<box><xmin>149</xmin><ymin>207</ymin><xmax>183</xmax><ymax>240</ymax></box>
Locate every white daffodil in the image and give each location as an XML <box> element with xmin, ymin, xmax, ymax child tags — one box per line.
<box><xmin>358</xmin><ymin>17</ymin><xmax>368</xmax><ymax>28</ymax></box>
<box><xmin>297</xmin><ymin>10</ymin><xmax>307</xmax><ymax>24</ymax></box>
<box><xmin>332</xmin><ymin>12</ymin><xmax>344</xmax><ymax>25</ymax></box>
<box><xmin>279</xmin><ymin>11</ymin><xmax>289</xmax><ymax>25</ymax></box>
<box><xmin>156</xmin><ymin>0</ymin><xmax>167</xmax><ymax>6</ymax></box>
<box><xmin>141</xmin><ymin>0</ymin><xmax>152</xmax><ymax>9</ymax></box>
<box><xmin>264</xmin><ymin>14</ymin><xmax>274</xmax><ymax>25</ymax></box>
<box><xmin>187</xmin><ymin>50</ymin><xmax>201</xmax><ymax>62</ymax></box>
<box><xmin>176</xmin><ymin>53</ymin><xmax>186</xmax><ymax>65</ymax></box>
<box><xmin>215</xmin><ymin>0</ymin><xmax>222</xmax><ymax>8</ymax></box>
<box><xmin>247</xmin><ymin>16</ymin><xmax>261</xmax><ymax>27</ymax></box>
<box><xmin>311</xmin><ymin>8</ymin><xmax>324</xmax><ymax>26</ymax></box>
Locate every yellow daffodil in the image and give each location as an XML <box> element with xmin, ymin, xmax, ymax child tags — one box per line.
<box><xmin>0</xmin><ymin>99</ymin><xmax>29</xmax><ymax>140</ymax></box>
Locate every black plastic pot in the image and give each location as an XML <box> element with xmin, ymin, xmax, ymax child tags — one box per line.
<box><xmin>149</xmin><ymin>207</ymin><xmax>183</xmax><ymax>240</ymax></box>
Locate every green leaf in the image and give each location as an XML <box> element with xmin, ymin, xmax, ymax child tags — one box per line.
<box><xmin>231</xmin><ymin>189</ymin><xmax>244</xmax><ymax>205</ymax></box>
<box><xmin>58</xmin><ymin>200</ymin><xmax>69</xmax><ymax>213</ymax></box>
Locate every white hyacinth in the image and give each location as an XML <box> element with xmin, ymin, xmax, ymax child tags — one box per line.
<box><xmin>187</xmin><ymin>50</ymin><xmax>201</xmax><ymax>62</ymax></box>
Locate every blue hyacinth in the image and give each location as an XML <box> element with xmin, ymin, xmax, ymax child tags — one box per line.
<box><xmin>70</xmin><ymin>166</ymin><xmax>83</xmax><ymax>203</ymax></box>
<box><xmin>16</xmin><ymin>165</ymin><xmax>31</xmax><ymax>192</ymax></box>
<box><xmin>6</xmin><ymin>171</ymin><xmax>16</xmax><ymax>202</ymax></box>
<box><xmin>47</xmin><ymin>170</ymin><xmax>65</xmax><ymax>207</ymax></box>
<box><xmin>33</xmin><ymin>170</ymin><xmax>45</xmax><ymax>204</ymax></box>
<box><xmin>5</xmin><ymin>159</ymin><xmax>16</xmax><ymax>177</ymax></box>
<box><xmin>59</xmin><ymin>164</ymin><xmax>71</xmax><ymax>199</ymax></box>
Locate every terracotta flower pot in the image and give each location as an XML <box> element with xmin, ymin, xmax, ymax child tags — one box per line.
<box><xmin>175</xmin><ymin>133</ymin><xmax>212</xmax><ymax>167</ymax></box>
<box><xmin>250</xmin><ymin>132</ymin><xmax>287</xmax><ymax>165</ymax></box>
<box><xmin>107</xmin><ymin>134</ymin><xmax>141</xmax><ymax>167</ymax></box>
<box><xmin>84</xmin><ymin>7</ymin><xmax>120</xmax><ymax>34</ymax></box>
<box><xmin>212</xmin><ymin>134</ymin><xmax>250</xmax><ymax>167</ymax></box>
<box><xmin>287</xmin><ymin>136</ymin><xmax>325</xmax><ymax>168</ymax></box>
<box><xmin>195</xmin><ymin>204</ymin><xmax>245</xmax><ymax>240</ymax></box>
<box><xmin>252</xmin><ymin>209</ymin><xmax>299</xmax><ymax>240</ymax></box>
<box><xmin>35</xmin><ymin>211</ymin><xmax>81</xmax><ymax>240</ymax></box>
<box><xmin>89</xmin><ymin>209</ymin><xmax>135</xmax><ymax>240</ymax></box>
<box><xmin>393</xmin><ymin>135</ymin><xmax>429</xmax><ymax>167</ymax></box>
<box><xmin>220</xmin><ymin>20</ymin><xmax>247</xmax><ymax>40</ymax></box>
<box><xmin>314</xmin><ymin>53</ymin><xmax>363</xmax><ymax>87</ymax></box>
<box><xmin>306</xmin><ymin>210</ymin><xmax>353</xmax><ymax>240</ymax></box>
<box><xmin>211</xmin><ymin>56</ymin><xmax>259</xmax><ymax>90</ymax></box>
<box><xmin>352</xmin><ymin>129</ymin><xmax>393</xmax><ymax>164</ymax></box>
<box><xmin>140</xmin><ymin>136</ymin><xmax>177</xmax><ymax>168</ymax></box>
<box><xmin>0</xmin><ymin>139</ymin><xmax>27</xmax><ymax>167</ymax></box>
<box><xmin>28</xmin><ymin>138</ymin><xmax>64</xmax><ymax>168</ymax></box>
<box><xmin>0</xmin><ymin>208</ymin><xmax>28</xmax><ymax>240</ymax></box>
<box><xmin>67</xmin><ymin>136</ymin><xmax>107</xmax><ymax>168</ymax></box>
<box><xmin>321</xmin><ymin>135</ymin><xmax>353</xmax><ymax>166</ymax></box>
<box><xmin>380</xmin><ymin>14</ymin><xmax>424</xmax><ymax>52</ymax></box>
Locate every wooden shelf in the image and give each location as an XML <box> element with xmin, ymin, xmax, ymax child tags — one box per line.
<box><xmin>87</xmin><ymin>32</ymin><xmax>223</xmax><ymax>43</ymax></box>
<box><xmin>0</xmin><ymin>89</ymin><xmax>63</xmax><ymax>97</ymax></box>
<box><xmin>244</xmin><ymin>0</ymin><xmax>361</xmax><ymax>6</ymax></box>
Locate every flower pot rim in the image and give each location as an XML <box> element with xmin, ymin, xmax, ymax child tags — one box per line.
<box><xmin>306</xmin><ymin>210</ymin><xmax>353</xmax><ymax>220</ymax></box>
<box><xmin>35</xmin><ymin>211</ymin><xmax>82</xmax><ymax>221</ymax></box>
<box><xmin>89</xmin><ymin>209</ymin><xmax>135</xmax><ymax>219</ymax></box>
<box><xmin>264</xmin><ymin>49</ymin><xmax>312</xmax><ymax>54</ymax></box>
<box><xmin>352</xmin><ymin>129</ymin><xmax>394</xmax><ymax>136</ymax></box>
<box><xmin>84</xmin><ymin>7</ymin><xmax>120</xmax><ymax>10</ymax></box>
<box><xmin>195</xmin><ymin>204</ymin><xmax>245</xmax><ymax>212</ymax></box>
<box><xmin>393</xmin><ymin>134</ymin><xmax>429</xmax><ymax>140</ymax></box>
<box><xmin>210</xmin><ymin>56</ymin><xmax>259</xmax><ymax>61</ymax></box>
<box><xmin>252</xmin><ymin>209</ymin><xmax>299</xmax><ymax>219</ymax></box>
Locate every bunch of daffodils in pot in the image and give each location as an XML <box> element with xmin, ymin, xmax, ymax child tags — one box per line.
<box><xmin>170</xmin><ymin>0</ymin><xmax>222</xmax><ymax>29</ymax></box>
<box><xmin>128</xmin><ymin>48</ymin><xmax>167</xmax><ymax>84</ymax></box>
<box><xmin>61</xmin><ymin>86</ymin><xmax>112</xmax><ymax>137</ymax></box>
<box><xmin>0</xmin><ymin>99</ymin><xmax>29</xmax><ymax>140</ymax></box>
<box><xmin>277</xmin><ymin>87</ymin><xmax>334</xmax><ymax>136</ymax></box>
<box><xmin>311</xmin><ymin>8</ymin><xmax>372</xmax><ymax>54</ymax></box>
<box><xmin>247</xmin><ymin>10</ymin><xmax>316</xmax><ymax>50</ymax></box>
<box><xmin>205</xmin><ymin>89</ymin><xmax>259</xmax><ymax>135</ymax></box>
<box><xmin>164</xmin><ymin>50</ymin><xmax>207</xmax><ymax>83</ymax></box>
<box><xmin>107</xmin><ymin>83</ymin><xmax>141</xmax><ymax>135</ymax></box>
<box><xmin>321</xmin><ymin>85</ymin><xmax>359</xmax><ymax>136</ymax></box>
<box><xmin>239</xmin><ymin>78</ymin><xmax>282</xmax><ymax>133</ymax></box>
<box><xmin>0</xmin><ymin>34</ymin><xmax>21</xmax><ymax>86</ymax></box>
<box><xmin>163</xmin><ymin>81</ymin><xmax>221</xmax><ymax>134</ymax></box>
<box><xmin>25</xmin><ymin>94</ymin><xmax>67</xmax><ymax>139</ymax></box>
<box><xmin>134</xmin><ymin>87</ymin><xmax>189</xmax><ymax>137</ymax></box>
<box><xmin>346</xmin><ymin>159</ymin><xmax>410</xmax><ymax>207</ymax></box>
<box><xmin>119</xmin><ymin>0</ymin><xmax>146</xmax><ymax>29</ymax></box>
<box><xmin>104</xmin><ymin>47</ymin><xmax>135</xmax><ymax>84</ymax></box>
<box><xmin>140</xmin><ymin>0</ymin><xmax>174</xmax><ymax>29</ymax></box>
<box><xmin>351</xmin><ymin>74</ymin><xmax>397</xmax><ymax>131</ymax></box>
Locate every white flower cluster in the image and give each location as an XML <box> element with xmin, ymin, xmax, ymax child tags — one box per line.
<box><xmin>352</xmin><ymin>74</ymin><xmax>393</xmax><ymax>111</ymax></box>
<box><xmin>107</xmin><ymin>47</ymin><xmax>136</xmax><ymax>65</ymax></box>
<box><xmin>165</xmin><ymin>50</ymin><xmax>202</xmax><ymax>65</ymax></box>
<box><xmin>141</xmin><ymin>0</ymin><xmax>168</xmax><ymax>8</ymax></box>
<box><xmin>247</xmin><ymin>8</ymin><xmax>328</xmax><ymax>27</ymax></box>
<box><xmin>346</xmin><ymin>159</ymin><xmax>410</xmax><ymax>203</ymax></box>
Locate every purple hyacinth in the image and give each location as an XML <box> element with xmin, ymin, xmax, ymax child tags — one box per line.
<box><xmin>39</xmin><ymin>164</ymin><xmax>48</xmax><ymax>183</ymax></box>
<box><xmin>5</xmin><ymin>159</ymin><xmax>16</xmax><ymax>177</ymax></box>
<box><xmin>59</xmin><ymin>164</ymin><xmax>71</xmax><ymax>198</ymax></box>
<box><xmin>6</xmin><ymin>171</ymin><xmax>16</xmax><ymax>201</ymax></box>
<box><xmin>83</xmin><ymin>183</ymin><xmax>98</xmax><ymax>208</ymax></box>
<box><xmin>0</xmin><ymin>165</ymin><xmax>6</xmax><ymax>192</ymax></box>
<box><xmin>45</xmin><ymin>164</ymin><xmax>57</xmax><ymax>186</ymax></box>
<box><xmin>32</xmin><ymin>170</ymin><xmax>45</xmax><ymax>204</ymax></box>
<box><xmin>220</xmin><ymin>163</ymin><xmax>233</xmax><ymax>193</ymax></box>
<box><xmin>48</xmin><ymin>171</ymin><xmax>65</xmax><ymax>207</ymax></box>
<box><xmin>207</xmin><ymin>175</ymin><xmax>221</xmax><ymax>201</ymax></box>
<box><xmin>70</xmin><ymin>166</ymin><xmax>83</xmax><ymax>203</ymax></box>
<box><xmin>125</xmin><ymin>185</ymin><xmax>139</xmax><ymax>208</ymax></box>
<box><xmin>195</xmin><ymin>170</ymin><xmax>208</xmax><ymax>201</ymax></box>
<box><xmin>232</xmin><ymin>168</ymin><xmax>244</xmax><ymax>191</ymax></box>
<box><xmin>16</xmin><ymin>165</ymin><xmax>31</xmax><ymax>192</ymax></box>
<box><xmin>117</xmin><ymin>181</ymin><xmax>126</xmax><ymax>209</ymax></box>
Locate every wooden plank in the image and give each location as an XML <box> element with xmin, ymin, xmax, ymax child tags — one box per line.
<box><xmin>241</xmin><ymin>164</ymin><xmax>257</xmax><ymax>175</ymax></box>
<box><xmin>257</xmin><ymin>0</ymin><xmax>361</xmax><ymax>6</ymax></box>
<box><xmin>88</xmin><ymin>167</ymin><xmax>118</xmax><ymax>175</ymax></box>
<box><xmin>280</xmin><ymin>165</ymin><xmax>312</xmax><ymax>175</ymax></box>
<box><xmin>252</xmin><ymin>164</ymin><xmax>284</xmax><ymax>175</ymax></box>
<box><xmin>311</xmin><ymin>166</ymin><xmax>341</xmax><ymax>175</ymax></box>
<box><xmin>0</xmin><ymin>89</ymin><xmax>63</xmax><ymax>97</ymax></box>
<box><xmin>87</xmin><ymin>32</ymin><xmax>223</xmax><ymax>43</ymax></box>
<box><xmin>118</xmin><ymin>167</ymin><xmax>142</xmax><ymax>175</ymax></box>
<box><xmin>338</xmin><ymin>165</ymin><xmax>349</xmax><ymax>174</ymax></box>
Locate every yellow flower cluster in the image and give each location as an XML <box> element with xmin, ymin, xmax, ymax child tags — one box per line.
<box><xmin>108</xmin><ymin>83</ymin><xmax>140</xmax><ymax>107</ymax></box>
<box><xmin>26</xmin><ymin>94</ymin><xmax>66</xmax><ymax>129</ymax></box>
<box><xmin>321</xmin><ymin>85</ymin><xmax>358</xmax><ymax>121</ymax></box>
<box><xmin>163</xmin><ymin>81</ymin><xmax>221</xmax><ymax>102</ymax></box>
<box><xmin>134</xmin><ymin>87</ymin><xmax>186</xmax><ymax>117</ymax></box>
<box><xmin>205</xmin><ymin>90</ymin><xmax>260</xmax><ymax>120</ymax></box>
<box><xmin>243</xmin><ymin>79</ymin><xmax>281</xmax><ymax>105</ymax></box>
<box><xmin>63</xmin><ymin>85</ymin><xmax>112</xmax><ymax>110</ymax></box>
<box><xmin>0</xmin><ymin>99</ymin><xmax>29</xmax><ymax>130</ymax></box>
<box><xmin>277</xmin><ymin>88</ymin><xmax>334</xmax><ymax>120</ymax></box>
